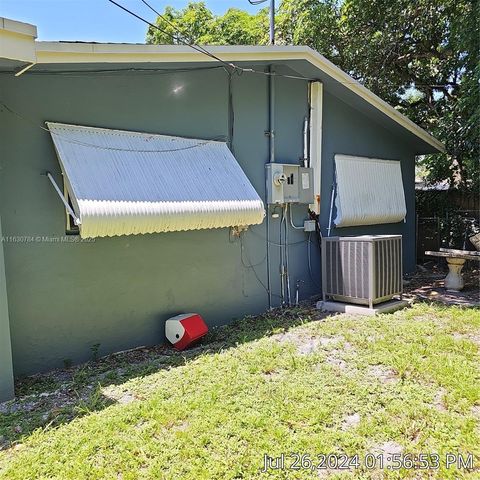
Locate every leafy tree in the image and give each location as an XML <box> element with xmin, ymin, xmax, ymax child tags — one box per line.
<box><xmin>276</xmin><ymin>0</ymin><xmax>341</xmax><ymax>61</ymax></box>
<box><xmin>146</xmin><ymin>2</ymin><xmax>268</xmax><ymax>45</ymax></box>
<box><xmin>211</xmin><ymin>8</ymin><xmax>268</xmax><ymax>45</ymax></box>
<box><xmin>338</xmin><ymin>0</ymin><xmax>479</xmax><ymax>192</ymax></box>
<box><xmin>146</xmin><ymin>2</ymin><xmax>215</xmax><ymax>44</ymax></box>
<box><xmin>147</xmin><ymin>0</ymin><xmax>479</xmax><ymax>193</ymax></box>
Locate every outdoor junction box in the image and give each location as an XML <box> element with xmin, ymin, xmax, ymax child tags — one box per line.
<box><xmin>266</xmin><ymin>163</ymin><xmax>314</xmax><ymax>205</ymax></box>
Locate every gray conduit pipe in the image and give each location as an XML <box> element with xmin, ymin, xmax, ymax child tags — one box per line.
<box><xmin>265</xmin><ymin>64</ymin><xmax>275</xmax><ymax>308</ymax></box>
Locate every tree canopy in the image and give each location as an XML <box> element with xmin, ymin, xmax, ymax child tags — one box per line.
<box><xmin>147</xmin><ymin>0</ymin><xmax>479</xmax><ymax>192</ymax></box>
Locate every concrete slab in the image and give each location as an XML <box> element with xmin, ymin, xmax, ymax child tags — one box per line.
<box><xmin>316</xmin><ymin>299</ymin><xmax>410</xmax><ymax>316</ymax></box>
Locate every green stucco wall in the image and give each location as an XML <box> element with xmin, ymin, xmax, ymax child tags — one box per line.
<box><xmin>0</xmin><ymin>63</ymin><xmax>417</xmax><ymax>379</ymax></box>
<box><xmin>319</xmin><ymin>91</ymin><xmax>417</xmax><ymax>273</ymax></box>
<box><xmin>0</xmin><ymin>217</ymin><xmax>14</xmax><ymax>401</ymax></box>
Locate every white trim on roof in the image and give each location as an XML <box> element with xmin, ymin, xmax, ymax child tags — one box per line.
<box><xmin>0</xmin><ymin>17</ymin><xmax>37</xmax><ymax>63</ymax></box>
<box><xmin>47</xmin><ymin>123</ymin><xmax>265</xmax><ymax>238</ymax></box>
<box><xmin>33</xmin><ymin>42</ymin><xmax>444</xmax><ymax>153</ymax></box>
<box><xmin>0</xmin><ymin>17</ymin><xmax>37</xmax><ymax>38</ymax></box>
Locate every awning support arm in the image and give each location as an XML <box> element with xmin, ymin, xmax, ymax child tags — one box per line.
<box><xmin>46</xmin><ymin>172</ymin><xmax>81</xmax><ymax>225</ymax></box>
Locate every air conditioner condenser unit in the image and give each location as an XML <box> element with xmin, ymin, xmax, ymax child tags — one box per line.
<box><xmin>322</xmin><ymin>235</ymin><xmax>403</xmax><ymax>308</ymax></box>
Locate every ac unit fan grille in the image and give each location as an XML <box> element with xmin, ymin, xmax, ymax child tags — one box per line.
<box><xmin>322</xmin><ymin>235</ymin><xmax>402</xmax><ymax>306</ymax></box>
<box><xmin>374</xmin><ymin>237</ymin><xmax>402</xmax><ymax>298</ymax></box>
<box><xmin>325</xmin><ymin>240</ymin><xmax>370</xmax><ymax>299</ymax></box>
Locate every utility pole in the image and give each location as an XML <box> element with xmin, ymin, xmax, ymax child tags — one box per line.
<box><xmin>269</xmin><ymin>0</ymin><xmax>275</xmax><ymax>45</ymax></box>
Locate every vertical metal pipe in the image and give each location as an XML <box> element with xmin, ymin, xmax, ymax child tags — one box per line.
<box><xmin>327</xmin><ymin>168</ymin><xmax>336</xmax><ymax>237</ymax></box>
<box><xmin>269</xmin><ymin>65</ymin><xmax>275</xmax><ymax>164</ymax></box>
<box><xmin>303</xmin><ymin>117</ymin><xmax>309</xmax><ymax>167</ymax></box>
<box><xmin>279</xmin><ymin>207</ymin><xmax>284</xmax><ymax>304</ymax></box>
<box><xmin>285</xmin><ymin>204</ymin><xmax>291</xmax><ymax>305</ymax></box>
<box><xmin>265</xmin><ymin>65</ymin><xmax>276</xmax><ymax>309</ymax></box>
<box><xmin>269</xmin><ymin>0</ymin><xmax>275</xmax><ymax>45</ymax></box>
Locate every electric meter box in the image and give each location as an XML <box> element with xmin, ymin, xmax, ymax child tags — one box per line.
<box><xmin>266</xmin><ymin>163</ymin><xmax>314</xmax><ymax>204</ymax></box>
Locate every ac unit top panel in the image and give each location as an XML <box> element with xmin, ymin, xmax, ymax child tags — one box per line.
<box><xmin>324</xmin><ymin>235</ymin><xmax>402</xmax><ymax>243</ymax></box>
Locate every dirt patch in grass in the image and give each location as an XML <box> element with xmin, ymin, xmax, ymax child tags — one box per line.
<box><xmin>432</xmin><ymin>388</ymin><xmax>448</xmax><ymax>412</ymax></box>
<box><xmin>273</xmin><ymin>331</ymin><xmax>352</xmax><ymax>357</ymax></box>
<box><xmin>341</xmin><ymin>412</ymin><xmax>361</xmax><ymax>430</ymax></box>
<box><xmin>367</xmin><ymin>365</ymin><xmax>399</xmax><ymax>384</ymax></box>
<box><xmin>404</xmin><ymin>265</ymin><xmax>480</xmax><ymax>307</ymax></box>
<box><xmin>370</xmin><ymin>441</ymin><xmax>404</xmax><ymax>467</ymax></box>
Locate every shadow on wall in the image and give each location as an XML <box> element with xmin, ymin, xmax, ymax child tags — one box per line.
<box><xmin>0</xmin><ymin>299</ymin><xmax>326</xmax><ymax>450</ymax></box>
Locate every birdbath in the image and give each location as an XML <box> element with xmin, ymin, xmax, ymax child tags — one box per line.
<box><xmin>425</xmin><ymin>249</ymin><xmax>480</xmax><ymax>291</ymax></box>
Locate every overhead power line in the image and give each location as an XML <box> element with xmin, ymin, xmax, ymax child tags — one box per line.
<box><xmin>106</xmin><ymin>0</ymin><xmax>317</xmax><ymax>82</ymax></box>
<box><xmin>139</xmin><ymin>0</ymin><xmax>192</xmax><ymax>42</ymax></box>
<box><xmin>108</xmin><ymin>0</ymin><xmax>236</xmax><ymax>71</ymax></box>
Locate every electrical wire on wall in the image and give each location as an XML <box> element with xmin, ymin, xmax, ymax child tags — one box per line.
<box><xmin>279</xmin><ymin>207</ymin><xmax>285</xmax><ymax>305</ymax></box>
<box><xmin>284</xmin><ymin>204</ymin><xmax>292</xmax><ymax>306</ymax></box>
<box><xmin>0</xmin><ymin>100</ymin><xmax>228</xmax><ymax>153</ymax></box>
<box><xmin>236</xmin><ymin>231</ymin><xmax>282</xmax><ymax>300</ymax></box>
<box><xmin>307</xmin><ymin>232</ymin><xmax>321</xmax><ymax>290</ymax></box>
<box><xmin>0</xmin><ymin>65</ymin><xmax>226</xmax><ymax>77</ymax></box>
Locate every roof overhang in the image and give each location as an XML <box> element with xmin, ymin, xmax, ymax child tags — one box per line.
<box><xmin>0</xmin><ymin>17</ymin><xmax>37</xmax><ymax>66</ymax></box>
<box><xmin>33</xmin><ymin>42</ymin><xmax>445</xmax><ymax>154</ymax></box>
<box><xmin>0</xmin><ymin>15</ymin><xmax>444</xmax><ymax>155</ymax></box>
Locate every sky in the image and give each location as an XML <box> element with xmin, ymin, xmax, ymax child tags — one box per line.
<box><xmin>0</xmin><ymin>0</ymin><xmax>264</xmax><ymax>43</ymax></box>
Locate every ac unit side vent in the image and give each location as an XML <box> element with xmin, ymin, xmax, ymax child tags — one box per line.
<box><xmin>322</xmin><ymin>235</ymin><xmax>402</xmax><ymax>307</ymax></box>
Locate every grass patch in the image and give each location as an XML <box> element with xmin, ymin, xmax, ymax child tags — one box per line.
<box><xmin>0</xmin><ymin>303</ymin><xmax>478</xmax><ymax>479</ymax></box>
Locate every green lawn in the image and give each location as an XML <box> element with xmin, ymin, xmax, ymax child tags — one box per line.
<box><xmin>0</xmin><ymin>303</ymin><xmax>479</xmax><ymax>479</ymax></box>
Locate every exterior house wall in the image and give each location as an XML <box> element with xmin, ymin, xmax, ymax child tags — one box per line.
<box><xmin>0</xmin><ymin>66</ymin><xmax>417</xmax><ymax>379</ymax></box>
<box><xmin>0</xmin><ymin>217</ymin><xmax>15</xmax><ymax>401</ymax></box>
<box><xmin>319</xmin><ymin>90</ymin><xmax>417</xmax><ymax>273</ymax></box>
<box><xmin>0</xmin><ymin>66</ymin><xmax>314</xmax><ymax>376</ymax></box>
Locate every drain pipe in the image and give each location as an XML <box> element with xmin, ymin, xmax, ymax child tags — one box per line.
<box><xmin>265</xmin><ymin>64</ymin><xmax>275</xmax><ymax>309</ymax></box>
<box><xmin>269</xmin><ymin>65</ymin><xmax>275</xmax><ymax>166</ymax></box>
<box><xmin>302</xmin><ymin>117</ymin><xmax>309</xmax><ymax>167</ymax></box>
<box><xmin>327</xmin><ymin>170</ymin><xmax>336</xmax><ymax>237</ymax></box>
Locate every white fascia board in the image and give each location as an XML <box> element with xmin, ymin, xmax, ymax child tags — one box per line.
<box><xmin>35</xmin><ymin>42</ymin><xmax>310</xmax><ymax>64</ymax></box>
<box><xmin>309</xmin><ymin>81</ymin><xmax>323</xmax><ymax>215</ymax></box>
<box><xmin>0</xmin><ymin>17</ymin><xmax>37</xmax><ymax>38</ymax></box>
<box><xmin>33</xmin><ymin>42</ymin><xmax>444</xmax><ymax>153</ymax></box>
<box><xmin>0</xmin><ymin>18</ymin><xmax>37</xmax><ymax>63</ymax></box>
<box><xmin>303</xmin><ymin>47</ymin><xmax>445</xmax><ymax>154</ymax></box>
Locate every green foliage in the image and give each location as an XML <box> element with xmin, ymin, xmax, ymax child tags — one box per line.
<box><xmin>416</xmin><ymin>190</ymin><xmax>479</xmax><ymax>247</ymax></box>
<box><xmin>147</xmin><ymin>0</ymin><xmax>479</xmax><ymax>193</ymax></box>
<box><xmin>276</xmin><ymin>0</ymin><xmax>340</xmax><ymax>59</ymax></box>
<box><xmin>146</xmin><ymin>2</ymin><xmax>215</xmax><ymax>44</ymax></box>
<box><xmin>146</xmin><ymin>2</ymin><xmax>268</xmax><ymax>45</ymax></box>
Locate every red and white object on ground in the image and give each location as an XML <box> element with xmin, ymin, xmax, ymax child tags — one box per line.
<box><xmin>165</xmin><ymin>313</ymin><xmax>208</xmax><ymax>351</ymax></box>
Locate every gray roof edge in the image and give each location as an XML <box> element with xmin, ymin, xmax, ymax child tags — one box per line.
<box><xmin>33</xmin><ymin>41</ymin><xmax>444</xmax><ymax>153</ymax></box>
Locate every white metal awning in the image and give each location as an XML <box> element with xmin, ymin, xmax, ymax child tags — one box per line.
<box><xmin>334</xmin><ymin>154</ymin><xmax>406</xmax><ymax>227</ymax></box>
<box><xmin>47</xmin><ymin>123</ymin><xmax>265</xmax><ymax>238</ymax></box>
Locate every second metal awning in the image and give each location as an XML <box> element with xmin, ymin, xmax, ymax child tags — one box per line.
<box><xmin>47</xmin><ymin>123</ymin><xmax>265</xmax><ymax>238</ymax></box>
<box><xmin>334</xmin><ymin>154</ymin><xmax>407</xmax><ymax>227</ymax></box>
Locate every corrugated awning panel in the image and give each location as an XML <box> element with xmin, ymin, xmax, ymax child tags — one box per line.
<box><xmin>334</xmin><ymin>154</ymin><xmax>406</xmax><ymax>227</ymax></box>
<box><xmin>47</xmin><ymin>123</ymin><xmax>265</xmax><ymax>238</ymax></box>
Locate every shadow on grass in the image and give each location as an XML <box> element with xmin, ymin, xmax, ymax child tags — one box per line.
<box><xmin>0</xmin><ymin>299</ymin><xmax>329</xmax><ymax>450</ymax></box>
